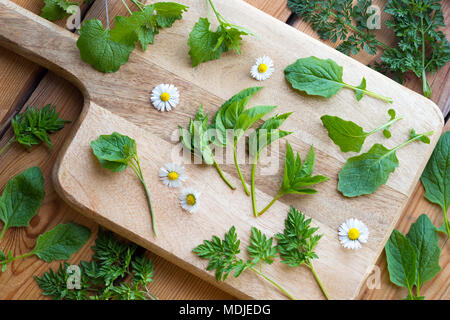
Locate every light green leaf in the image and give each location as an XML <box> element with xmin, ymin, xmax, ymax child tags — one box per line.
<box><xmin>153</xmin><ymin>2</ymin><xmax>189</xmax><ymax>28</ymax></box>
<box><xmin>247</xmin><ymin>227</ymin><xmax>277</xmax><ymax>265</ymax></box>
<box><xmin>406</xmin><ymin>214</ymin><xmax>441</xmax><ymax>289</ymax></box>
<box><xmin>32</xmin><ymin>223</ymin><xmax>91</xmax><ymax>262</ymax></box>
<box><xmin>355</xmin><ymin>77</ymin><xmax>366</xmax><ymax>101</ymax></box>
<box><xmin>0</xmin><ymin>167</ymin><xmax>45</xmax><ymax>230</ymax></box>
<box><xmin>41</xmin><ymin>0</ymin><xmax>77</xmax><ymax>21</ymax></box>
<box><xmin>77</xmin><ymin>19</ymin><xmax>135</xmax><ymax>73</ymax></box>
<box><xmin>385</xmin><ymin>230</ymin><xmax>417</xmax><ymax>290</ymax></box>
<box><xmin>321</xmin><ymin>115</ymin><xmax>366</xmax><ymax>153</ymax></box>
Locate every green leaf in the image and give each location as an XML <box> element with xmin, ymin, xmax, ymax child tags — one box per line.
<box><xmin>280</xmin><ymin>142</ymin><xmax>328</xmax><ymax>195</ymax></box>
<box><xmin>11</xmin><ymin>104</ymin><xmax>68</xmax><ymax>150</ymax></box>
<box><xmin>321</xmin><ymin>109</ymin><xmax>400</xmax><ymax>153</ymax></box>
<box><xmin>275</xmin><ymin>206</ymin><xmax>322</xmax><ymax>267</ymax></box>
<box><xmin>285</xmin><ymin>56</ymin><xmax>392</xmax><ymax>102</ymax></box>
<box><xmin>406</xmin><ymin>214</ymin><xmax>441</xmax><ymax>289</ymax></box>
<box><xmin>0</xmin><ymin>167</ymin><xmax>45</xmax><ymax>230</ymax></box>
<box><xmin>187</xmin><ymin>16</ymin><xmax>252</xmax><ymax>67</ymax></box>
<box><xmin>321</xmin><ymin>115</ymin><xmax>366</xmax><ymax>153</ymax></box>
<box><xmin>153</xmin><ymin>2</ymin><xmax>189</xmax><ymax>28</ymax></box>
<box><xmin>32</xmin><ymin>223</ymin><xmax>91</xmax><ymax>262</ymax></box>
<box><xmin>421</xmin><ymin>131</ymin><xmax>449</xmax><ymax>224</ymax></box>
<box><xmin>77</xmin><ymin>19</ymin><xmax>135</xmax><ymax>73</ymax></box>
<box><xmin>90</xmin><ymin>132</ymin><xmax>137</xmax><ymax>172</ymax></box>
<box><xmin>284</xmin><ymin>56</ymin><xmax>344</xmax><ymax>98</ymax></box>
<box><xmin>338</xmin><ymin>143</ymin><xmax>398</xmax><ymax>197</ymax></box>
<box><xmin>355</xmin><ymin>77</ymin><xmax>366</xmax><ymax>101</ymax></box>
<box><xmin>41</xmin><ymin>0</ymin><xmax>77</xmax><ymax>21</ymax></box>
<box><xmin>247</xmin><ymin>227</ymin><xmax>277</xmax><ymax>265</ymax></box>
<box><xmin>385</xmin><ymin>230</ymin><xmax>417</xmax><ymax>290</ymax></box>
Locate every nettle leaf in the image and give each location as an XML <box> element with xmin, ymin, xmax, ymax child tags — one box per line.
<box><xmin>280</xmin><ymin>142</ymin><xmax>329</xmax><ymax>195</ymax></box>
<box><xmin>338</xmin><ymin>143</ymin><xmax>399</xmax><ymax>197</ymax></box>
<box><xmin>321</xmin><ymin>108</ymin><xmax>400</xmax><ymax>153</ymax></box>
<box><xmin>0</xmin><ymin>167</ymin><xmax>45</xmax><ymax>230</ymax></box>
<box><xmin>421</xmin><ymin>132</ymin><xmax>449</xmax><ymax>234</ymax></box>
<box><xmin>32</xmin><ymin>223</ymin><xmax>91</xmax><ymax>262</ymax></box>
<box><xmin>77</xmin><ymin>19</ymin><xmax>135</xmax><ymax>73</ymax></box>
<box><xmin>406</xmin><ymin>214</ymin><xmax>441</xmax><ymax>288</ymax></box>
<box><xmin>91</xmin><ymin>132</ymin><xmax>137</xmax><ymax>172</ymax></box>
<box><xmin>247</xmin><ymin>227</ymin><xmax>277</xmax><ymax>265</ymax></box>
<box><xmin>41</xmin><ymin>0</ymin><xmax>78</xmax><ymax>21</ymax></box>
<box><xmin>284</xmin><ymin>56</ymin><xmax>392</xmax><ymax>103</ymax></box>
<box><xmin>11</xmin><ymin>105</ymin><xmax>68</xmax><ymax>150</ymax></box>
<box><xmin>385</xmin><ymin>230</ymin><xmax>417</xmax><ymax>291</ymax></box>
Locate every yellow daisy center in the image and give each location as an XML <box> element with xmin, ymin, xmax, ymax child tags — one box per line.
<box><xmin>167</xmin><ymin>171</ymin><xmax>179</xmax><ymax>180</ymax></box>
<box><xmin>186</xmin><ymin>194</ymin><xmax>196</xmax><ymax>206</ymax></box>
<box><xmin>258</xmin><ymin>63</ymin><xmax>268</xmax><ymax>73</ymax></box>
<box><xmin>160</xmin><ymin>92</ymin><xmax>170</xmax><ymax>102</ymax></box>
<box><xmin>348</xmin><ymin>228</ymin><xmax>360</xmax><ymax>240</ymax></box>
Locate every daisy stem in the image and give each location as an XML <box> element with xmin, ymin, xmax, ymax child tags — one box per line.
<box><xmin>213</xmin><ymin>158</ymin><xmax>236</xmax><ymax>190</ymax></box>
<box><xmin>249</xmin><ymin>267</ymin><xmax>295</xmax><ymax>300</ymax></box>
<box><xmin>233</xmin><ymin>145</ymin><xmax>250</xmax><ymax>196</ymax></box>
<box><xmin>131</xmin><ymin>156</ymin><xmax>157</xmax><ymax>237</ymax></box>
<box><xmin>306</xmin><ymin>262</ymin><xmax>330</xmax><ymax>300</ymax></box>
<box><xmin>256</xmin><ymin>191</ymin><xmax>283</xmax><ymax>217</ymax></box>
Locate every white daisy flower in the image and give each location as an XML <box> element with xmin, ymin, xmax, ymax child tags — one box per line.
<box><xmin>250</xmin><ymin>56</ymin><xmax>274</xmax><ymax>81</ymax></box>
<box><xmin>150</xmin><ymin>84</ymin><xmax>180</xmax><ymax>112</ymax></box>
<box><xmin>338</xmin><ymin>218</ymin><xmax>369</xmax><ymax>250</ymax></box>
<box><xmin>159</xmin><ymin>163</ymin><xmax>186</xmax><ymax>188</ymax></box>
<box><xmin>179</xmin><ymin>188</ymin><xmax>200</xmax><ymax>213</ymax></box>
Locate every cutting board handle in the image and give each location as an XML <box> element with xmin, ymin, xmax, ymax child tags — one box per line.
<box><xmin>0</xmin><ymin>0</ymin><xmax>95</xmax><ymax>94</ymax></box>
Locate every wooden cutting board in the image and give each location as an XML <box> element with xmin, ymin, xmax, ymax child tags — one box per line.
<box><xmin>0</xmin><ymin>0</ymin><xmax>444</xmax><ymax>300</ymax></box>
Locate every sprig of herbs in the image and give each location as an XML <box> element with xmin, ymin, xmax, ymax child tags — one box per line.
<box><xmin>210</xmin><ymin>87</ymin><xmax>275</xmax><ymax>195</ymax></box>
<box><xmin>36</xmin><ymin>230</ymin><xmax>157</xmax><ymax>300</ymax></box>
<box><xmin>249</xmin><ymin>113</ymin><xmax>292</xmax><ymax>216</ymax></box>
<box><xmin>76</xmin><ymin>1</ymin><xmax>188</xmax><ymax>72</ymax></box>
<box><xmin>257</xmin><ymin>142</ymin><xmax>329</xmax><ymax>217</ymax></box>
<box><xmin>179</xmin><ymin>106</ymin><xmax>236</xmax><ymax>190</ymax></box>
<box><xmin>338</xmin><ymin>129</ymin><xmax>433</xmax><ymax>197</ymax></box>
<box><xmin>285</xmin><ymin>56</ymin><xmax>393</xmax><ymax>103</ymax></box>
<box><xmin>0</xmin><ymin>167</ymin><xmax>90</xmax><ymax>272</ymax></box>
<box><xmin>188</xmin><ymin>0</ymin><xmax>255</xmax><ymax>66</ymax></box>
<box><xmin>193</xmin><ymin>226</ymin><xmax>295</xmax><ymax>300</ymax></box>
<box><xmin>90</xmin><ymin>132</ymin><xmax>157</xmax><ymax>236</ymax></box>
<box><xmin>385</xmin><ymin>214</ymin><xmax>441</xmax><ymax>300</ymax></box>
<box><xmin>321</xmin><ymin>108</ymin><xmax>401</xmax><ymax>153</ymax></box>
<box><xmin>421</xmin><ymin>131</ymin><xmax>449</xmax><ymax>235</ymax></box>
<box><xmin>0</xmin><ymin>105</ymin><xmax>68</xmax><ymax>157</ymax></box>
<box><xmin>288</xmin><ymin>0</ymin><xmax>450</xmax><ymax>98</ymax></box>
<box><xmin>275</xmin><ymin>206</ymin><xmax>330</xmax><ymax>299</ymax></box>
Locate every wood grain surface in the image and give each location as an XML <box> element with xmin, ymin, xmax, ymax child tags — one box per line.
<box><xmin>0</xmin><ymin>0</ymin><xmax>448</xmax><ymax>300</ymax></box>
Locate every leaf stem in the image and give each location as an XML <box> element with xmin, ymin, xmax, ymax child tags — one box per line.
<box><xmin>131</xmin><ymin>156</ymin><xmax>157</xmax><ymax>237</ymax></box>
<box><xmin>443</xmin><ymin>206</ymin><xmax>450</xmax><ymax>236</ymax></box>
<box><xmin>130</xmin><ymin>0</ymin><xmax>144</xmax><ymax>11</ymax></box>
<box><xmin>343</xmin><ymin>83</ymin><xmax>393</xmax><ymax>103</ymax></box>
<box><xmin>120</xmin><ymin>0</ymin><xmax>133</xmax><ymax>15</ymax></box>
<box><xmin>0</xmin><ymin>136</ymin><xmax>16</xmax><ymax>158</ymax></box>
<box><xmin>249</xmin><ymin>267</ymin><xmax>296</xmax><ymax>300</ymax></box>
<box><xmin>213</xmin><ymin>159</ymin><xmax>236</xmax><ymax>190</ymax></box>
<box><xmin>0</xmin><ymin>226</ymin><xmax>7</xmax><ymax>243</ymax></box>
<box><xmin>206</xmin><ymin>0</ymin><xmax>226</xmax><ymax>24</ymax></box>
<box><xmin>366</xmin><ymin>116</ymin><xmax>403</xmax><ymax>136</ymax></box>
<box><xmin>256</xmin><ymin>191</ymin><xmax>283</xmax><ymax>217</ymax></box>
<box><xmin>306</xmin><ymin>262</ymin><xmax>330</xmax><ymax>300</ymax></box>
<box><xmin>251</xmin><ymin>155</ymin><xmax>259</xmax><ymax>216</ymax></box>
<box><xmin>391</xmin><ymin>131</ymin><xmax>434</xmax><ymax>153</ymax></box>
<box><xmin>233</xmin><ymin>145</ymin><xmax>250</xmax><ymax>196</ymax></box>
<box><xmin>0</xmin><ymin>251</ymin><xmax>34</xmax><ymax>265</ymax></box>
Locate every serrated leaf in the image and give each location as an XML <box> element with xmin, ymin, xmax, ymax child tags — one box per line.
<box><xmin>77</xmin><ymin>19</ymin><xmax>135</xmax><ymax>73</ymax></box>
<box><xmin>41</xmin><ymin>0</ymin><xmax>77</xmax><ymax>21</ymax></box>
<box><xmin>32</xmin><ymin>223</ymin><xmax>91</xmax><ymax>262</ymax></box>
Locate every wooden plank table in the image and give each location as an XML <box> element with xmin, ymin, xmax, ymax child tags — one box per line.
<box><xmin>0</xmin><ymin>0</ymin><xmax>448</xmax><ymax>300</ymax></box>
